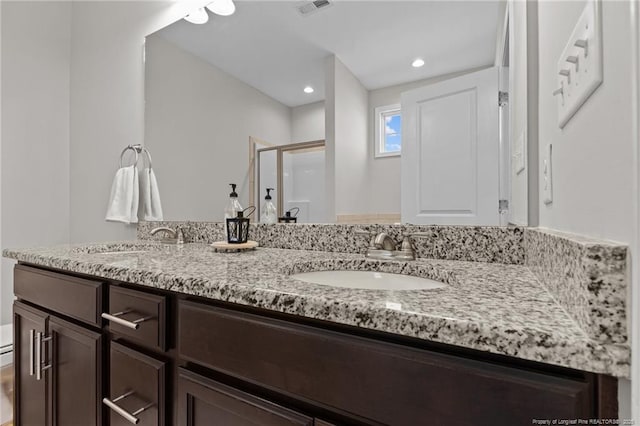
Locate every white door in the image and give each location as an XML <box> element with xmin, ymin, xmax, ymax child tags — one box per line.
<box><xmin>401</xmin><ymin>67</ymin><xmax>500</xmax><ymax>225</ymax></box>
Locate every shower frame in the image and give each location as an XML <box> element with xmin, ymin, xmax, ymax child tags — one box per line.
<box><xmin>256</xmin><ymin>140</ymin><xmax>325</xmax><ymax>221</ymax></box>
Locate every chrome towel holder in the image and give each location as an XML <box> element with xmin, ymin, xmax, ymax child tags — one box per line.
<box><xmin>119</xmin><ymin>144</ymin><xmax>153</xmax><ymax>168</ymax></box>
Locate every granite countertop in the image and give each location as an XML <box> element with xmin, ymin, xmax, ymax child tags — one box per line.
<box><xmin>3</xmin><ymin>241</ymin><xmax>630</xmax><ymax>377</ymax></box>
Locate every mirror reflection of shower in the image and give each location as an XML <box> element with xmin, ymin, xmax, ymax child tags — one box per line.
<box><xmin>257</xmin><ymin>140</ymin><xmax>326</xmax><ymax>223</ymax></box>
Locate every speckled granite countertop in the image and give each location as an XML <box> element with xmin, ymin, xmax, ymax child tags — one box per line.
<box><xmin>3</xmin><ymin>241</ymin><xmax>630</xmax><ymax>378</ymax></box>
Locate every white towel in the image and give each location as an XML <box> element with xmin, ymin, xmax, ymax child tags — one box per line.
<box><xmin>139</xmin><ymin>167</ymin><xmax>163</xmax><ymax>221</ymax></box>
<box><xmin>105</xmin><ymin>165</ymin><xmax>139</xmax><ymax>224</ymax></box>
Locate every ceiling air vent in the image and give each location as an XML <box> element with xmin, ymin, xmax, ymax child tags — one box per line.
<box><xmin>296</xmin><ymin>0</ymin><xmax>333</xmax><ymax>16</ymax></box>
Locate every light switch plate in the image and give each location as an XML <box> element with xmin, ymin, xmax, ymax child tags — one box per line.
<box><xmin>556</xmin><ymin>0</ymin><xmax>602</xmax><ymax>128</ymax></box>
<box><xmin>543</xmin><ymin>143</ymin><xmax>553</xmax><ymax>205</ymax></box>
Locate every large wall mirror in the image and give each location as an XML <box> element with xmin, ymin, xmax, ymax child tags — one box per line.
<box><xmin>145</xmin><ymin>0</ymin><xmax>531</xmax><ymax>226</ymax></box>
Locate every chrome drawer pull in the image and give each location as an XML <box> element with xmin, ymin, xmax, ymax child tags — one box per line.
<box><xmin>40</xmin><ymin>335</ymin><xmax>52</xmax><ymax>375</ymax></box>
<box><xmin>101</xmin><ymin>310</ymin><xmax>152</xmax><ymax>330</ymax></box>
<box><xmin>103</xmin><ymin>390</ymin><xmax>153</xmax><ymax>424</ymax></box>
<box><xmin>35</xmin><ymin>332</ymin><xmax>52</xmax><ymax>381</ymax></box>
<box><xmin>35</xmin><ymin>332</ymin><xmax>41</xmax><ymax>380</ymax></box>
<box><xmin>29</xmin><ymin>329</ymin><xmax>35</xmax><ymax>376</ymax></box>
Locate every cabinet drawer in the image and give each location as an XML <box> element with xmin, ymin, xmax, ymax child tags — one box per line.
<box><xmin>106</xmin><ymin>342</ymin><xmax>166</xmax><ymax>426</ymax></box>
<box><xmin>15</xmin><ymin>264</ymin><xmax>103</xmax><ymax>326</ymax></box>
<box><xmin>177</xmin><ymin>368</ymin><xmax>313</xmax><ymax>426</ymax></box>
<box><xmin>178</xmin><ymin>301</ymin><xmax>593</xmax><ymax>426</ymax></box>
<box><xmin>105</xmin><ymin>286</ymin><xmax>166</xmax><ymax>351</ymax></box>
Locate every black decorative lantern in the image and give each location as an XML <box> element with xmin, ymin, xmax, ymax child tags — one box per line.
<box><xmin>226</xmin><ymin>206</ymin><xmax>255</xmax><ymax>244</ymax></box>
<box><xmin>278</xmin><ymin>207</ymin><xmax>300</xmax><ymax>223</ymax></box>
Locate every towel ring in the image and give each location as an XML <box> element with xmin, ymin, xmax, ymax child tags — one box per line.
<box><xmin>119</xmin><ymin>145</ymin><xmax>140</xmax><ymax>168</ymax></box>
<box><xmin>119</xmin><ymin>144</ymin><xmax>153</xmax><ymax>169</ymax></box>
<box><xmin>141</xmin><ymin>146</ymin><xmax>153</xmax><ymax>169</ymax></box>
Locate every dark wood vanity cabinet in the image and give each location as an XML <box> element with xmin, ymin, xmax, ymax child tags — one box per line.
<box><xmin>14</xmin><ymin>301</ymin><xmax>102</xmax><ymax>426</ymax></box>
<box><xmin>12</xmin><ymin>263</ymin><xmax>618</xmax><ymax>426</ymax></box>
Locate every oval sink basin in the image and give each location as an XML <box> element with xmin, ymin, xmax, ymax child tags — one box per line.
<box><xmin>290</xmin><ymin>270</ymin><xmax>447</xmax><ymax>291</ymax></box>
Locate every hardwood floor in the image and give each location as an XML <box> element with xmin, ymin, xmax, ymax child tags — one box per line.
<box><xmin>0</xmin><ymin>363</ymin><xmax>13</xmax><ymax>426</ymax></box>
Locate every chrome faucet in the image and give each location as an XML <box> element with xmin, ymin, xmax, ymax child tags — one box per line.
<box><xmin>355</xmin><ymin>230</ymin><xmax>416</xmax><ymax>261</ymax></box>
<box><xmin>150</xmin><ymin>226</ymin><xmax>185</xmax><ymax>245</ymax></box>
<box><xmin>373</xmin><ymin>232</ymin><xmax>397</xmax><ymax>251</ymax></box>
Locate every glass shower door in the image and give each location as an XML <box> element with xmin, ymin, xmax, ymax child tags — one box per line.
<box><xmin>282</xmin><ymin>145</ymin><xmax>326</xmax><ymax>223</ymax></box>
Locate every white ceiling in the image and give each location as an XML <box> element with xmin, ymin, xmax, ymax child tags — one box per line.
<box><xmin>154</xmin><ymin>1</ymin><xmax>501</xmax><ymax>107</ymax></box>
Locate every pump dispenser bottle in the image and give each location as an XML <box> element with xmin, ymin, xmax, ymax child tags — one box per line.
<box><xmin>260</xmin><ymin>188</ymin><xmax>277</xmax><ymax>224</ymax></box>
<box><xmin>224</xmin><ymin>183</ymin><xmax>243</xmax><ymax>237</ymax></box>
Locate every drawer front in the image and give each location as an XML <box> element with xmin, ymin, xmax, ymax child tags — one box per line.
<box><xmin>15</xmin><ymin>264</ymin><xmax>103</xmax><ymax>326</ymax></box>
<box><xmin>105</xmin><ymin>286</ymin><xmax>166</xmax><ymax>351</ymax></box>
<box><xmin>179</xmin><ymin>301</ymin><xmax>593</xmax><ymax>426</ymax></box>
<box><xmin>177</xmin><ymin>368</ymin><xmax>313</xmax><ymax>426</ymax></box>
<box><xmin>106</xmin><ymin>342</ymin><xmax>166</xmax><ymax>426</ymax></box>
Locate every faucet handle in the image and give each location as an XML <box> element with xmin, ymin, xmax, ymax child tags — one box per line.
<box><xmin>400</xmin><ymin>236</ymin><xmax>413</xmax><ymax>251</ymax></box>
<box><xmin>176</xmin><ymin>227</ymin><xmax>185</xmax><ymax>244</ymax></box>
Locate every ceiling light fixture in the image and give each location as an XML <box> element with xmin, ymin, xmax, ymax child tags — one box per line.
<box><xmin>184</xmin><ymin>8</ymin><xmax>209</xmax><ymax>24</ymax></box>
<box><xmin>412</xmin><ymin>58</ymin><xmax>425</xmax><ymax>68</ymax></box>
<box><xmin>303</xmin><ymin>86</ymin><xmax>314</xmax><ymax>94</ymax></box>
<box><xmin>207</xmin><ymin>0</ymin><xmax>236</xmax><ymax>16</ymax></box>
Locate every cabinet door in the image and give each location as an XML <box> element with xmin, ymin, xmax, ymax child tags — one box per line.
<box><xmin>177</xmin><ymin>368</ymin><xmax>313</xmax><ymax>426</ymax></box>
<box><xmin>49</xmin><ymin>315</ymin><xmax>102</xmax><ymax>425</ymax></box>
<box><xmin>14</xmin><ymin>302</ymin><xmax>48</xmax><ymax>426</ymax></box>
<box><xmin>106</xmin><ymin>342</ymin><xmax>166</xmax><ymax>426</ymax></box>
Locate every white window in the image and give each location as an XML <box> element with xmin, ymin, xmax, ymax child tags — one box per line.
<box><xmin>374</xmin><ymin>104</ymin><xmax>402</xmax><ymax>158</ymax></box>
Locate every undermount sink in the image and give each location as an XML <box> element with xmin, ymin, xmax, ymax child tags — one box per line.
<box><xmin>290</xmin><ymin>270</ymin><xmax>447</xmax><ymax>291</ymax></box>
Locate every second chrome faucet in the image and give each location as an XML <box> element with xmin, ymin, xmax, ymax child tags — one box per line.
<box><xmin>355</xmin><ymin>230</ymin><xmax>420</xmax><ymax>261</ymax></box>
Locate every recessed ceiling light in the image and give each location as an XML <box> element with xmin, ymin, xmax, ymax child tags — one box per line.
<box><xmin>184</xmin><ymin>8</ymin><xmax>209</xmax><ymax>24</ymax></box>
<box><xmin>207</xmin><ymin>0</ymin><xmax>236</xmax><ymax>16</ymax></box>
<box><xmin>303</xmin><ymin>86</ymin><xmax>314</xmax><ymax>94</ymax></box>
<box><xmin>412</xmin><ymin>58</ymin><xmax>425</xmax><ymax>68</ymax></box>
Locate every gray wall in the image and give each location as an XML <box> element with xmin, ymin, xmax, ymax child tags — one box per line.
<box><xmin>537</xmin><ymin>1</ymin><xmax>634</xmax><ymax>243</ymax></box>
<box><xmin>69</xmin><ymin>1</ymin><xmax>187</xmax><ymax>242</ymax></box>
<box><xmin>145</xmin><ymin>35</ymin><xmax>291</xmax><ymax>220</ymax></box>
<box><xmin>1</xmin><ymin>1</ymin><xmax>72</xmax><ymax>324</ymax></box>
<box><xmin>291</xmin><ymin>101</ymin><xmax>325</xmax><ymax>143</ymax></box>
<box><xmin>328</xmin><ymin>56</ymin><xmax>370</xmax><ymax>218</ymax></box>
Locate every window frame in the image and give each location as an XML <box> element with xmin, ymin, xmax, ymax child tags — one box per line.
<box><xmin>374</xmin><ymin>104</ymin><xmax>402</xmax><ymax>158</ymax></box>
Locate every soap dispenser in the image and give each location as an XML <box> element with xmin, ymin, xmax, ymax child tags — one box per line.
<box><xmin>224</xmin><ymin>184</ymin><xmax>243</xmax><ymax>236</ymax></box>
<box><xmin>260</xmin><ymin>188</ymin><xmax>277</xmax><ymax>224</ymax></box>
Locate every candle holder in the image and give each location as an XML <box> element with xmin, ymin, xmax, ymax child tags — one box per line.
<box><xmin>226</xmin><ymin>206</ymin><xmax>256</xmax><ymax>244</ymax></box>
<box><xmin>278</xmin><ymin>207</ymin><xmax>300</xmax><ymax>223</ymax></box>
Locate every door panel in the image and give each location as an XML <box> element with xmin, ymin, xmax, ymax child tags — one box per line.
<box><xmin>14</xmin><ymin>302</ymin><xmax>48</xmax><ymax>426</ymax></box>
<box><xmin>49</xmin><ymin>316</ymin><xmax>102</xmax><ymax>425</ymax></box>
<box><xmin>401</xmin><ymin>67</ymin><xmax>500</xmax><ymax>225</ymax></box>
<box><xmin>177</xmin><ymin>368</ymin><xmax>313</xmax><ymax>426</ymax></box>
<box><xmin>418</xmin><ymin>89</ymin><xmax>477</xmax><ymax>214</ymax></box>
